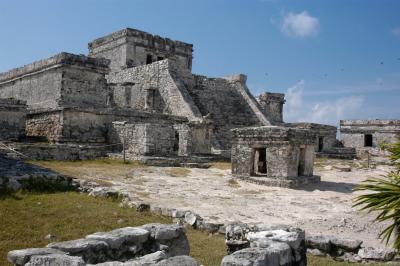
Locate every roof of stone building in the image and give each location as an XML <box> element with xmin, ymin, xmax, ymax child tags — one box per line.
<box><xmin>340</xmin><ymin>119</ymin><xmax>400</xmax><ymax>126</ymax></box>
<box><xmin>0</xmin><ymin>52</ymin><xmax>110</xmax><ymax>83</ymax></box>
<box><xmin>88</xmin><ymin>28</ymin><xmax>193</xmax><ymax>50</ymax></box>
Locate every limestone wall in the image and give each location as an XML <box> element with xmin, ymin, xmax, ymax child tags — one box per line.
<box><xmin>107</xmin><ymin>59</ymin><xmax>203</xmax><ymax>121</ymax></box>
<box><xmin>0</xmin><ymin>53</ymin><xmax>110</xmax><ymax>110</ymax></box>
<box><xmin>340</xmin><ymin>119</ymin><xmax>400</xmax><ymax>148</ymax></box>
<box><xmin>0</xmin><ymin>98</ymin><xmax>27</xmax><ymax>140</ymax></box>
<box><xmin>111</xmin><ymin>122</ymin><xmax>176</xmax><ymax>156</ymax></box>
<box><xmin>89</xmin><ymin>28</ymin><xmax>193</xmax><ymax>71</ymax></box>
<box><xmin>27</xmin><ymin>107</ymin><xmax>188</xmax><ymax>145</ymax></box>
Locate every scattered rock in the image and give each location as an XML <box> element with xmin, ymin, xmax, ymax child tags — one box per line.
<box><xmin>307</xmin><ymin>248</ymin><xmax>325</xmax><ymax>257</ymax></box>
<box><xmin>358</xmin><ymin>247</ymin><xmax>397</xmax><ymax>261</ymax></box>
<box><xmin>332</xmin><ymin>164</ymin><xmax>351</xmax><ymax>172</ymax></box>
<box><xmin>44</xmin><ymin>234</ymin><xmax>56</xmax><ymax>241</ymax></box>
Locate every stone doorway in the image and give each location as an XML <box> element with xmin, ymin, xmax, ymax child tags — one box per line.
<box><xmin>253</xmin><ymin>148</ymin><xmax>267</xmax><ymax>175</ymax></box>
<box><xmin>364</xmin><ymin>134</ymin><xmax>373</xmax><ymax>147</ymax></box>
<box><xmin>298</xmin><ymin>147</ymin><xmax>306</xmax><ymax>176</ymax></box>
<box><xmin>318</xmin><ymin>137</ymin><xmax>324</xmax><ymax>152</ymax></box>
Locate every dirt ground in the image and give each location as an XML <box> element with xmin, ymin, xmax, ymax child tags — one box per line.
<box><xmin>59</xmin><ymin>157</ymin><xmax>394</xmax><ymax>249</ymax></box>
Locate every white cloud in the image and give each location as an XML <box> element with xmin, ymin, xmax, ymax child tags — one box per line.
<box><xmin>392</xmin><ymin>27</ymin><xmax>400</xmax><ymax>37</ymax></box>
<box><xmin>281</xmin><ymin>11</ymin><xmax>320</xmax><ymax>38</ymax></box>
<box><xmin>283</xmin><ymin>80</ymin><xmax>364</xmax><ymax>126</ymax></box>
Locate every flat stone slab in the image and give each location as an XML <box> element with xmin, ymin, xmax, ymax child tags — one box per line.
<box><xmin>7</xmin><ymin>248</ymin><xmax>66</xmax><ymax>266</ymax></box>
<box><xmin>86</xmin><ymin>227</ymin><xmax>149</xmax><ymax>249</ymax></box>
<box><xmin>25</xmin><ymin>254</ymin><xmax>85</xmax><ymax>266</ymax></box>
<box><xmin>47</xmin><ymin>238</ymin><xmax>109</xmax><ymax>253</ymax></box>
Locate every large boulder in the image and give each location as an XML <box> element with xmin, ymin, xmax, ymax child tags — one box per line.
<box><xmin>358</xmin><ymin>247</ymin><xmax>397</xmax><ymax>261</ymax></box>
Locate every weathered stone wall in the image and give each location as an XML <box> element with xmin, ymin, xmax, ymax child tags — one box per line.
<box><xmin>26</xmin><ymin>111</ymin><xmax>63</xmax><ymax>142</ymax></box>
<box><xmin>0</xmin><ymin>98</ymin><xmax>27</xmax><ymax>140</ymax></box>
<box><xmin>288</xmin><ymin>123</ymin><xmax>337</xmax><ymax>152</ymax></box>
<box><xmin>111</xmin><ymin>122</ymin><xmax>177</xmax><ymax>156</ymax></box>
<box><xmin>189</xmin><ymin>74</ymin><xmax>269</xmax><ymax>154</ymax></box>
<box><xmin>106</xmin><ymin>59</ymin><xmax>203</xmax><ymax>121</ymax></box>
<box><xmin>256</xmin><ymin>92</ymin><xmax>285</xmax><ymax>124</ymax></box>
<box><xmin>89</xmin><ymin>28</ymin><xmax>193</xmax><ymax>72</ymax></box>
<box><xmin>27</xmin><ymin>107</ymin><xmax>188</xmax><ymax>145</ymax></box>
<box><xmin>340</xmin><ymin>119</ymin><xmax>400</xmax><ymax>148</ymax></box>
<box><xmin>231</xmin><ymin>126</ymin><xmax>317</xmax><ymax>187</ymax></box>
<box><xmin>0</xmin><ymin>53</ymin><xmax>110</xmax><ymax>110</ymax></box>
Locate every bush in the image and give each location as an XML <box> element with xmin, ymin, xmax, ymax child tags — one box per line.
<box><xmin>354</xmin><ymin>137</ymin><xmax>400</xmax><ymax>249</ymax></box>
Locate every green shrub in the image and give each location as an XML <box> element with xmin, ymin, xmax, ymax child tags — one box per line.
<box><xmin>354</xmin><ymin>137</ymin><xmax>400</xmax><ymax>249</ymax></box>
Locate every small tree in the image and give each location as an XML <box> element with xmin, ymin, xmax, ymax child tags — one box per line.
<box><xmin>354</xmin><ymin>137</ymin><xmax>400</xmax><ymax>249</ymax></box>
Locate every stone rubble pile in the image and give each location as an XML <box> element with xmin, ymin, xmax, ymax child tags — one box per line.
<box><xmin>306</xmin><ymin>234</ymin><xmax>398</xmax><ymax>263</ymax></box>
<box><xmin>222</xmin><ymin>223</ymin><xmax>307</xmax><ymax>266</ymax></box>
<box><xmin>7</xmin><ymin>224</ymin><xmax>199</xmax><ymax>266</ymax></box>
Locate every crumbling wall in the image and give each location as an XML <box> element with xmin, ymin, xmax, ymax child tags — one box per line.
<box><xmin>0</xmin><ymin>98</ymin><xmax>27</xmax><ymax>140</ymax></box>
<box><xmin>340</xmin><ymin>119</ymin><xmax>400</xmax><ymax>148</ymax></box>
<box><xmin>189</xmin><ymin>74</ymin><xmax>268</xmax><ymax>154</ymax></box>
<box><xmin>106</xmin><ymin>59</ymin><xmax>203</xmax><ymax>121</ymax></box>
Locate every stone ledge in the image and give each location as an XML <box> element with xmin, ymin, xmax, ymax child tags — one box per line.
<box><xmin>0</xmin><ymin>53</ymin><xmax>110</xmax><ymax>83</ymax></box>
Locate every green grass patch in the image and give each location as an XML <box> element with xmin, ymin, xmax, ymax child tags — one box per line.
<box><xmin>0</xmin><ymin>191</ymin><xmax>388</xmax><ymax>266</ymax></box>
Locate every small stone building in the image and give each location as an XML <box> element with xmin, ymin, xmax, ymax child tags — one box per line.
<box><xmin>231</xmin><ymin>126</ymin><xmax>319</xmax><ymax>188</ymax></box>
<box><xmin>0</xmin><ymin>98</ymin><xmax>27</xmax><ymax>141</ymax></box>
<box><xmin>340</xmin><ymin>119</ymin><xmax>400</xmax><ymax>149</ymax></box>
<box><xmin>287</xmin><ymin>123</ymin><xmax>337</xmax><ymax>152</ymax></box>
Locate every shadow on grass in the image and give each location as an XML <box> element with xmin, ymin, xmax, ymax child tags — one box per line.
<box><xmin>0</xmin><ymin>155</ymin><xmax>79</xmax><ymax>200</ymax></box>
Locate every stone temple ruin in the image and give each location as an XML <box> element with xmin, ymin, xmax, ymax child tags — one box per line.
<box><xmin>2</xmin><ymin>27</ymin><xmax>397</xmax><ymax>187</ymax></box>
<box><xmin>340</xmin><ymin>119</ymin><xmax>400</xmax><ymax>151</ymax></box>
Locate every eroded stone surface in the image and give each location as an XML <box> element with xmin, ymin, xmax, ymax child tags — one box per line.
<box><xmin>7</xmin><ymin>248</ymin><xmax>65</xmax><ymax>266</ymax></box>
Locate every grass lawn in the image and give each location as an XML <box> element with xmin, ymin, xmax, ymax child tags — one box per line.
<box><xmin>0</xmin><ymin>191</ymin><xmax>389</xmax><ymax>266</ymax></box>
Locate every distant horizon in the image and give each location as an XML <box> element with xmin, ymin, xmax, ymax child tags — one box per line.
<box><xmin>0</xmin><ymin>0</ymin><xmax>399</xmax><ymax>126</ymax></box>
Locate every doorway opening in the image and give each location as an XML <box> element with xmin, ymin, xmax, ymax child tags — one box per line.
<box><xmin>364</xmin><ymin>134</ymin><xmax>373</xmax><ymax>147</ymax></box>
<box><xmin>146</xmin><ymin>54</ymin><xmax>153</xmax><ymax>64</ymax></box>
<box><xmin>318</xmin><ymin>137</ymin><xmax>324</xmax><ymax>152</ymax></box>
<box><xmin>173</xmin><ymin>131</ymin><xmax>180</xmax><ymax>154</ymax></box>
<box><xmin>298</xmin><ymin>147</ymin><xmax>306</xmax><ymax>176</ymax></box>
<box><xmin>253</xmin><ymin>148</ymin><xmax>267</xmax><ymax>175</ymax></box>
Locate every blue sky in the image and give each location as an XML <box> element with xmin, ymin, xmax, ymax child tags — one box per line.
<box><xmin>0</xmin><ymin>0</ymin><xmax>399</xmax><ymax>125</ymax></box>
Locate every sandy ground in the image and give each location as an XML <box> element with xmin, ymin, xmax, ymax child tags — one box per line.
<box><xmin>84</xmin><ymin>158</ymin><xmax>394</xmax><ymax>249</ymax></box>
